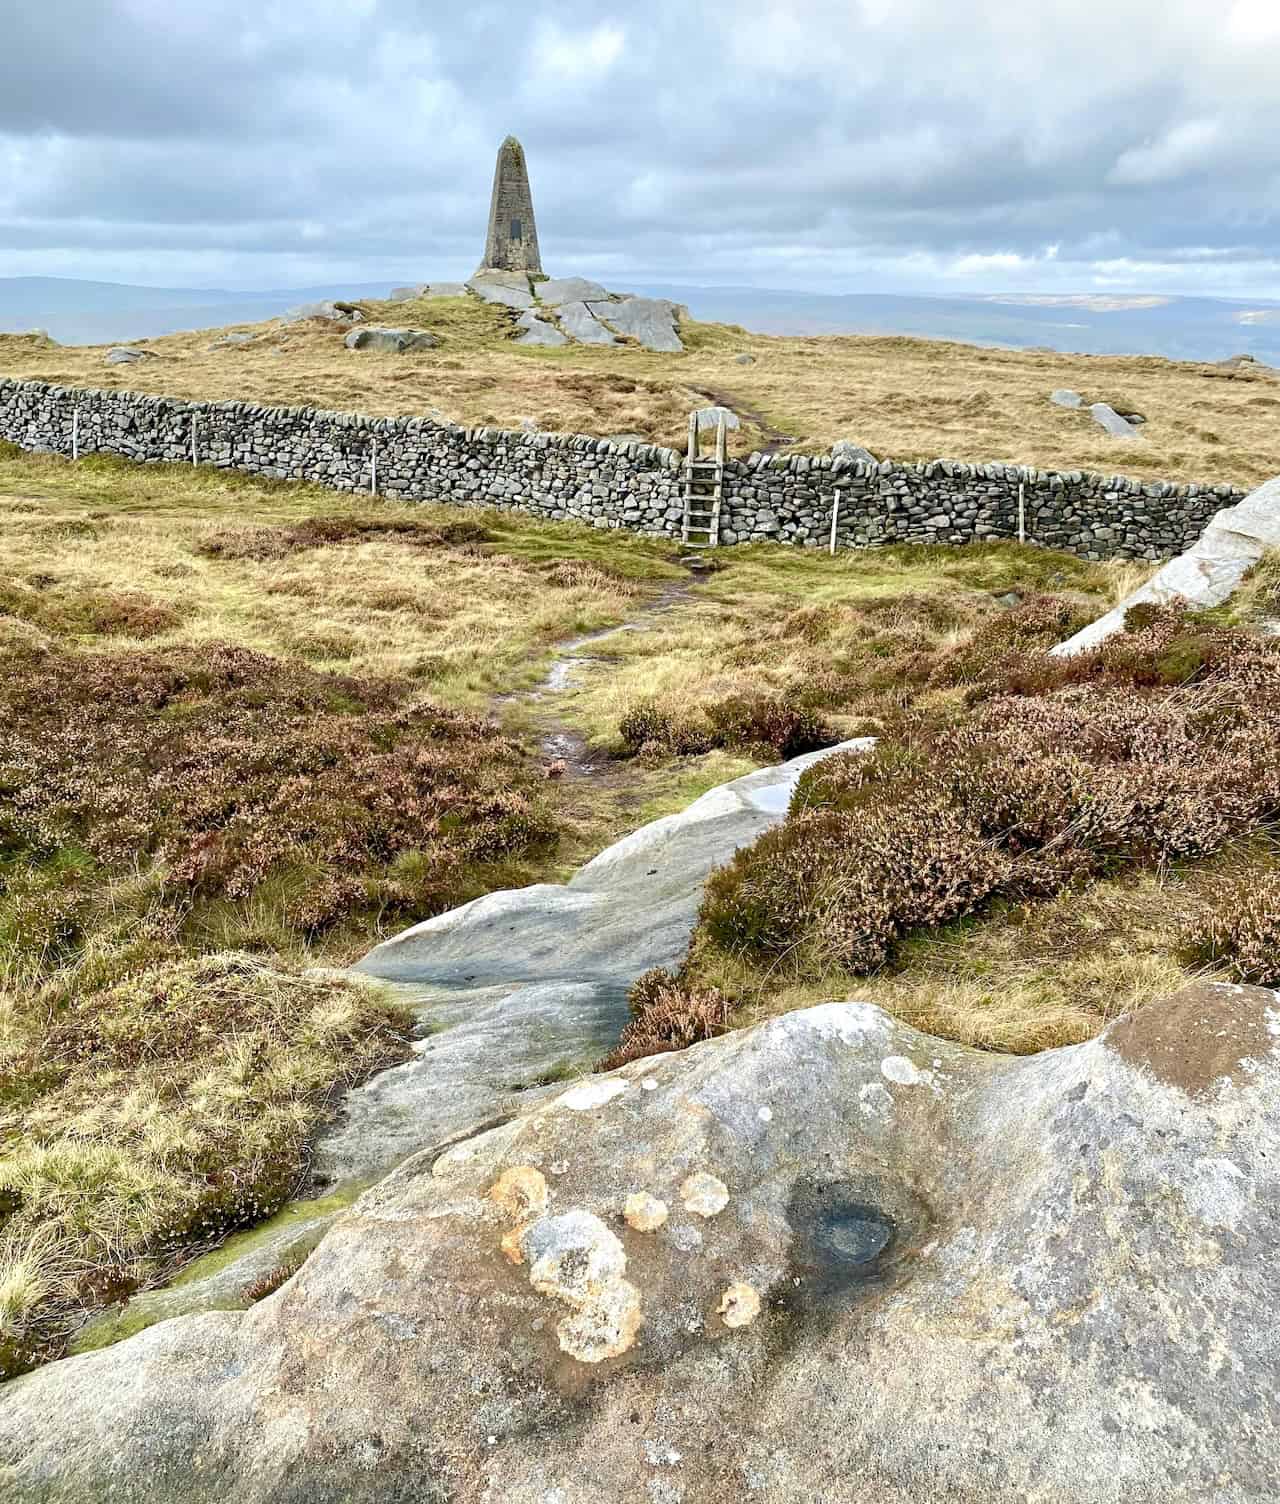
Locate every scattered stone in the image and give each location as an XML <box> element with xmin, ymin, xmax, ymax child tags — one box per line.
<box><xmin>1122</xmin><ymin>412</ymin><xmax>1147</xmax><ymax>425</ymax></box>
<box><xmin>343</xmin><ymin>327</ymin><xmax>439</xmax><ymax>354</ymax></box>
<box><xmin>514</xmin><ymin>311</ymin><xmax>569</xmax><ymax>347</ymax></box>
<box><xmin>734</xmin><ymin>353</ymin><xmax>756</xmax><ymax>365</ymax></box>
<box><xmin>591</xmin><ymin>296</ymin><xmax>684</xmax><ymax>353</ymax></box>
<box><xmin>1054</xmin><ymin>473</ymin><xmax>1280</xmax><ymax>655</ymax></box>
<box><xmin>104</xmin><ymin>347</ymin><xmax>151</xmax><ymax>365</ymax></box>
<box><xmin>537</xmin><ymin>276</ymin><xmax>609</xmax><ymax>307</ymax></box>
<box><xmin>208</xmin><ymin>333</ymin><xmax>255</xmax><ymax>350</ymax></box>
<box><xmin>557</xmin><ymin>300</ymin><xmax>618</xmax><ymax>346</ymax></box>
<box><xmin>694</xmin><ymin>405</ymin><xmax>740</xmax><ymax>434</ymax></box>
<box><xmin>281</xmin><ymin>300</ymin><xmax>363</xmax><ymax>324</ymax></box>
<box><xmin>831</xmin><ymin>438</ymin><xmax>877</xmax><ymax>467</ymax></box>
<box><xmin>1089</xmin><ymin>402</ymin><xmax>1140</xmax><ymax>439</ymax></box>
<box><xmin>1049</xmin><ymin>389</ymin><xmax>1083</xmax><ymax>409</ymax></box>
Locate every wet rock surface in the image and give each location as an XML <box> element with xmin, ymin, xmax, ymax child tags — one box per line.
<box><xmin>4</xmin><ymin>982</ymin><xmax>1279</xmax><ymax>1501</ymax></box>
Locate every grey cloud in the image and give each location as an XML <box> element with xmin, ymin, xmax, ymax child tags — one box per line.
<box><xmin>1</xmin><ymin>0</ymin><xmax>1279</xmax><ymax>295</ymax></box>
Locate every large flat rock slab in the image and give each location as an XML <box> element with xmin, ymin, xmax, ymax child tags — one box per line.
<box><xmin>5</xmin><ymin>980</ymin><xmax>1279</xmax><ymax>1501</ymax></box>
<box><xmin>1054</xmin><ymin>473</ymin><xmax>1280</xmax><ymax>654</ymax></box>
<box><xmin>591</xmin><ymin>296</ymin><xmax>684</xmax><ymax>352</ymax></box>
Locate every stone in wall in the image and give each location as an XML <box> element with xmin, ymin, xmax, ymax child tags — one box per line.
<box><xmin>0</xmin><ymin>377</ymin><xmax>1244</xmax><ymax>563</ymax></box>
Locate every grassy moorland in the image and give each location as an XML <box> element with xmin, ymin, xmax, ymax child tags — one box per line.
<box><xmin>3</xmin><ymin>288</ymin><xmax>1280</xmax><ymax>485</ymax></box>
<box><xmin>2</xmin><ymin>436</ymin><xmax>1279</xmax><ymax>1377</ymax></box>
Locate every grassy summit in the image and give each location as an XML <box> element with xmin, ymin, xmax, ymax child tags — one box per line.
<box><xmin>2</xmin><ymin>289</ymin><xmax>1279</xmax><ymax>486</ymax></box>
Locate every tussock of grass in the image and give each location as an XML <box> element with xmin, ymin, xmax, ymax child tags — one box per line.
<box><xmin>4</xmin><ymin>292</ymin><xmax>1278</xmax><ymax>484</ymax></box>
<box><xmin>0</xmin><ymin>953</ymin><xmax>411</xmax><ymax>1376</ymax></box>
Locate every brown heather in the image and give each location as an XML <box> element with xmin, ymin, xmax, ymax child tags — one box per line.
<box><xmin>596</xmin><ymin>968</ymin><xmax>733</xmax><ymax>1072</ymax></box>
<box><xmin>0</xmin><ymin>640</ymin><xmax>557</xmax><ymax>950</ymax></box>
<box><xmin>1182</xmin><ymin>870</ymin><xmax>1280</xmax><ymax>986</ymax></box>
<box><xmin>699</xmin><ymin>605</ymin><xmax>1280</xmax><ymax>978</ymax></box>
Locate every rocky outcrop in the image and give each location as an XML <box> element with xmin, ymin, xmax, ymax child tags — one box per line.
<box><xmin>1053</xmin><ymin>473</ymin><xmax>1280</xmax><ymax>654</ymax></box>
<box><xmin>65</xmin><ymin>745</ymin><xmax>866</xmax><ymax>1350</ymax></box>
<box><xmin>4</xmin><ymin>979</ymin><xmax>1278</xmax><ymax>1501</ymax></box>
<box><xmin>591</xmin><ymin>296</ymin><xmax>684</xmax><ymax>353</ymax></box>
<box><xmin>343</xmin><ymin>327</ymin><xmax>440</xmax><ymax>354</ymax></box>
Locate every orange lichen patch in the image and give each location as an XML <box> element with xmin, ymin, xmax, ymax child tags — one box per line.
<box><xmin>680</xmin><ymin>1171</ymin><xmax>730</xmax><ymax>1218</ymax></box>
<box><xmin>1106</xmin><ymin>982</ymin><xmax>1278</xmax><ymax>1099</ymax></box>
<box><xmin>623</xmin><ymin>1192</ymin><xmax>669</xmax><ymax>1232</ymax></box>
<box><xmin>500</xmin><ymin>1226</ymin><xmax>528</xmax><ymax>1266</ymax></box>
<box><xmin>717</xmin><ymin>1282</ymin><xmax>762</xmax><ymax>1329</ymax></box>
<box><xmin>489</xmin><ymin>1166</ymin><xmax>549</xmax><ymax>1223</ymax></box>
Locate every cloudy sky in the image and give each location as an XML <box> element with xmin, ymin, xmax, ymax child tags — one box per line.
<box><xmin>3</xmin><ymin>0</ymin><xmax>1279</xmax><ymax>297</ymax></box>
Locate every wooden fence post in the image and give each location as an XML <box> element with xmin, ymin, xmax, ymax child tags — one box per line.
<box><xmin>71</xmin><ymin>408</ymin><xmax>79</xmax><ymax>462</ymax></box>
<box><xmin>829</xmin><ymin>488</ymin><xmax>842</xmax><ymax>556</ymax></box>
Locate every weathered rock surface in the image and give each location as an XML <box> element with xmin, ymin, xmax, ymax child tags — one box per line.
<box><xmin>343</xmin><ymin>327</ymin><xmax>440</xmax><ymax>354</ymax></box>
<box><xmin>591</xmin><ymin>296</ymin><xmax>684</xmax><ymax>353</ymax></box>
<box><xmin>208</xmin><ymin>332</ymin><xmax>255</xmax><ymax>350</ymax></box>
<box><xmin>537</xmin><ymin>277</ymin><xmax>609</xmax><ymax>307</ymax></box>
<box><xmin>832</xmin><ymin>438</ymin><xmax>877</xmax><ymax>467</ymax></box>
<box><xmin>556</xmin><ymin>300</ymin><xmax>618</xmax><ymax>346</ymax></box>
<box><xmin>5</xmin><ymin>979</ymin><xmax>1279</xmax><ymax>1502</ymax></box>
<box><xmin>325</xmin><ymin>742</ymin><xmax>866</xmax><ymax>1183</ymax></box>
<box><xmin>68</xmin><ymin>745</ymin><xmax>866</xmax><ymax>1345</ymax></box>
<box><xmin>388</xmin><ymin>284</ymin><xmax>429</xmax><ymax>301</ymax></box>
<box><xmin>281</xmin><ymin>300</ymin><xmax>363</xmax><ymax>324</ymax></box>
<box><xmin>515</xmin><ymin>311</ymin><xmax>569</xmax><ymax>348</ymax></box>
<box><xmin>467</xmin><ymin>272</ymin><xmax>534</xmax><ymax>310</ymax></box>
<box><xmin>1054</xmin><ymin>473</ymin><xmax>1280</xmax><ymax>654</ymax></box>
<box><xmin>104</xmin><ymin>347</ymin><xmax>150</xmax><ymax>364</ymax></box>
<box><xmin>1090</xmin><ymin>401</ymin><xmax>1140</xmax><ymax>439</ymax></box>
<box><xmin>694</xmin><ymin>404</ymin><xmax>740</xmax><ymax>434</ymax></box>
<box><xmin>1049</xmin><ymin>388</ymin><xmax>1083</xmax><ymax>408</ymax></box>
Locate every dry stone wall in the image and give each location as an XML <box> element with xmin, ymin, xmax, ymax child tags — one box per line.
<box><xmin>0</xmin><ymin>377</ymin><xmax>1247</xmax><ymax>561</ymax></box>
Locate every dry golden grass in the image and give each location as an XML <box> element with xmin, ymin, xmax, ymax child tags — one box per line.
<box><xmin>0</xmin><ymin>448</ymin><xmax>684</xmax><ymax>705</ymax></box>
<box><xmin>0</xmin><ymin>953</ymin><xmax>411</xmax><ymax>1376</ymax></box>
<box><xmin>690</xmin><ymin>856</ymin><xmax>1250</xmax><ymax>1056</ymax></box>
<box><xmin>4</xmin><ymin>289</ymin><xmax>1279</xmax><ymax>485</ymax></box>
<box><xmin>555</xmin><ymin>540</ymin><xmax>1153</xmax><ymax>750</ymax></box>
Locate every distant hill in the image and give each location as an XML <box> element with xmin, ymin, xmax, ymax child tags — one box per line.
<box><xmin>3</xmin><ymin>276</ymin><xmax>1279</xmax><ymax>364</ymax></box>
<box><xmin>0</xmin><ymin>278</ymin><xmax>399</xmax><ymax>346</ymax></box>
<box><xmin>633</xmin><ymin>285</ymin><xmax>1280</xmax><ymax>366</ymax></box>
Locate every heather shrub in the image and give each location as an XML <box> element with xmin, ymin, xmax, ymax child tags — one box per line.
<box><xmin>596</xmin><ymin>968</ymin><xmax>733</xmax><ymax>1070</ymax></box>
<box><xmin>698</xmin><ymin>608</ymin><xmax>1280</xmax><ymax>977</ymax></box>
<box><xmin>1181</xmin><ymin>873</ymin><xmax>1280</xmax><ymax>985</ymax></box>
<box><xmin>619</xmin><ymin>691</ymin><xmax>835</xmax><ymax>761</ymax></box>
<box><xmin>0</xmin><ymin>581</ymin><xmax>180</xmax><ymax>638</ymax></box>
<box><xmin>0</xmin><ymin>641</ymin><xmax>556</xmax><ymax>941</ymax></box>
<box><xmin>196</xmin><ymin>513</ymin><xmax>491</xmax><ymax>562</ymax></box>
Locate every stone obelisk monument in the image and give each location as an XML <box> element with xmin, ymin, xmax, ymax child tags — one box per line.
<box><xmin>477</xmin><ymin>135</ymin><xmax>542</xmax><ymax>276</ymax></box>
